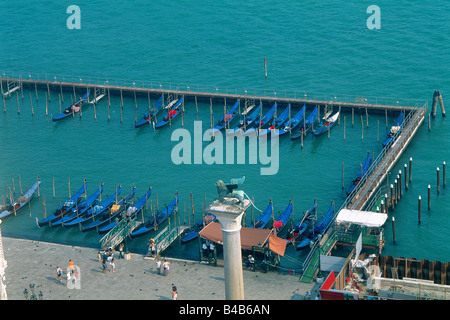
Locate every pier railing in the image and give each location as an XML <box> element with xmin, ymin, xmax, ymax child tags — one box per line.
<box><xmin>1</xmin><ymin>70</ymin><xmax>425</xmax><ymax>107</ymax></box>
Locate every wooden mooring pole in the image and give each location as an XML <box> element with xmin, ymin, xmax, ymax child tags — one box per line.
<box><xmin>418</xmin><ymin>196</ymin><xmax>421</xmax><ymax>224</ymax></box>
<box><xmin>437</xmin><ymin>167</ymin><xmax>440</xmax><ymax>194</ymax></box>
<box><xmin>404</xmin><ymin>164</ymin><xmax>408</xmax><ymax>190</ymax></box>
<box><xmin>409</xmin><ymin>157</ymin><xmax>413</xmax><ymax>183</ymax></box>
<box><xmin>392</xmin><ymin>217</ymin><xmax>396</xmax><ymax>243</ymax></box>
<box><xmin>428</xmin><ymin>185</ymin><xmax>431</xmax><ymax>210</ymax></box>
<box><xmin>443</xmin><ymin>161</ymin><xmax>446</xmax><ymax>188</ymax></box>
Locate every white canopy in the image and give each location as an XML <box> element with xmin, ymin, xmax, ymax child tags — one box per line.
<box><xmin>335</xmin><ymin>209</ymin><xmax>388</xmax><ymax>227</ymax></box>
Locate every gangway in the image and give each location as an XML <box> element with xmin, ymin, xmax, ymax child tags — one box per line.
<box><xmin>144</xmin><ymin>225</ymin><xmax>189</xmax><ymax>260</ymax></box>
<box><xmin>99</xmin><ymin>217</ymin><xmax>142</xmax><ymax>250</ymax></box>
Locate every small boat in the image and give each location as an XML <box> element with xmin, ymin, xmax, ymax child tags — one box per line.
<box><xmin>296</xmin><ymin>203</ymin><xmax>334</xmax><ymax>251</ymax></box>
<box><xmin>346</xmin><ymin>154</ymin><xmax>372</xmax><ymax>196</ymax></box>
<box><xmin>36</xmin><ymin>181</ymin><xmax>87</xmax><ymax>227</ymax></box>
<box><xmin>312</xmin><ymin>111</ymin><xmax>340</xmax><ymax>136</ymax></box>
<box><xmin>0</xmin><ymin>179</ymin><xmax>41</xmax><ymax>219</ymax></box>
<box><xmin>50</xmin><ymin>184</ymin><xmax>104</xmax><ymax>227</ymax></box>
<box><xmin>130</xmin><ymin>193</ymin><xmax>179</xmax><ymax>239</ymax></box>
<box><xmin>272</xmin><ymin>200</ymin><xmax>293</xmax><ymax>234</ymax></box>
<box><xmin>209</xmin><ymin>101</ymin><xmax>240</xmax><ymax>135</ymax></box>
<box><xmin>81</xmin><ymin>187</ymin><xmax>136</xmax><ymax>232</ymax></box>
<box><xmin>284</xmin><ymin>202</ymin><xmax>317</xmax><ymax>245</ymax></box>
<box><xmin>180</xmin><ymin>213</ymin><xmax>216</xmax><ymax>244</ymax></box>
<box><xmin>258</xmin><ymin>104</ymin><xmax>291</xmax><ymax>137</ymax></box>
<box><xmin>97</xmin><ymin>187</ymin><xmax>152</xmax><ymax>234</ymax></box>
<box><xmin>272</xmin><ymin>104</ymin><xmax>306</xmax><ymax>138</ymax></box>
<box><xmin>250</xmin><ymin>199</ymin><xmax>273</xmax><ymax>229</ymax></box>
<box><xmin>231</xmin><ymin>103</ymin><xmax>262</xmax><ymax>132</ymax></box>
<box><xmin>62</xmin><ymin>186</ymin><xmax>122</xmax><ymax>229</ymax></box>
<box><xmin>154</xmin><ymin>98</ymin><xmax>183</xmax><ymax>130</ymax></box>
<box><xmin>52</xmin><ymin>92</ymin><xmax>90</xmax><ymax>121</ymax></box>
<box><xmin>382</xmin><ymin>112</ymin><xmax>404</xmax><ymax>147</ymax></box>
<box><xmin>135</xmin><ymin>95</ymin><xmax>163</xmax><ymax>128</ymax></box>
<box><xmin>290</xmin><ymin>107</ymin><xmax>318</xmax><ymax>140</ymax></box>
<box><xmin>242</xmin><ymin>102</ymin><xmax>277</xmax><ymax>136</ymax></box>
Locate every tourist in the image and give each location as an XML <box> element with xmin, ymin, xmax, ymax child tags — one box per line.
<box><xmin>56</xmin><ymin>266</ymin><xmax>63</xmax><ymax>282</ymax></box>
<box><xmin>97</xmin><ymin>251</ymin><xmax>102</xmax><ymax>262</ymax></box>
<box><xmin>172</xmin><ymin>283</ymin><xmax>178</xmax><ymax>300</ymax></box>
<box><xmin>102</xmin><ymin>259</ymin><xmax>108</xmax><ymax>274</ymax></box>
<box><xmin>151</xmin><ymin>243</ymin><xmax>156</xmax><ymax>257</ymax></box>
<box><xmin>248</xmin><ymin>255</ymin><xmax>255</xmax><ymax>271</ymax></box>
<box><xmin>110</xmin><ymin>258</ymin><xmax>115</xmax><ymax>273</ymax></box>
<box><xmin>202</xmin><ymin>242</ymin><xmax>209</xmax><ymax>258</ymax></box>
<box><xmin>68</xmin><ymin>259</ymin><xmax>74</xmax><ymax>271</ymax></box>
<box><xmin>163</xmin><ymin>260</ymin><xmax>170</xmax><ymax>276</ymax></box>
<box><xmin>118</xmin><ymin>243</ymin><xmax>124</xmax><ymax>259</ymax></box>
<box><xmin>156</xmin><ymin>259</ymin><xmax>161</xmax><ymax>275</ymax></box>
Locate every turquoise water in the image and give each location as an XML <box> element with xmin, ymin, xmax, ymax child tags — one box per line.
<box><xmin>0</xmin><ymin>1</ymin><xmax>449</xmax><ymax>266</ymax></box>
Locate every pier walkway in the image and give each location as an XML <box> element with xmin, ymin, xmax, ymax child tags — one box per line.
<box><xmin>1</xmin><ymin>71</ymin><xmax>423</xmax><ymax>112</ymax></box>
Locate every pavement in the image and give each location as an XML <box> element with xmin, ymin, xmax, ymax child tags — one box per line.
<box><xmin>2</xmin><ymin>237</ymin><xmax>321</xmax><ymax>300</ymax></box>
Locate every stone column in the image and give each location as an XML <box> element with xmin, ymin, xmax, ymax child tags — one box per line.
<box><xmin>217</xmin><ymin>213</ymin><xmax>245</xmax><ymax>300</ymax></box>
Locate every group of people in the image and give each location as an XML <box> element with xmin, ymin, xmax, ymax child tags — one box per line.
<box><xmin>98</xmin><ymin>247</ymin><xmax>116</xmax><ymax>273</ymax></box>
<box><xmin>56</xmin><ymin>259</ymin><xmax>80</xmax><ymax>284</ymax></box>
<box><xmin>201</xmin><ymin>240</ymin><xmax>216</xmax><ymax>261</ymax></box>
<box><xmin>155</xmin><ymin>259</ymin><xmax>171</xmax><ymax>276</ymax></box>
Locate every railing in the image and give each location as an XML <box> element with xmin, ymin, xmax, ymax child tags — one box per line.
<box><xmin>0</xmin><ymin>70</ymin><xmax>425</xmax><ymax>107</ymax></box>
<box><xmin>99</xmin><ymin>218</ymin><xmax>142</xmax><ymax>250</ymax></box>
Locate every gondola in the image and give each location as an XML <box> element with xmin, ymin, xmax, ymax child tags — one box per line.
<box><xmin>346</xmin><ymin>154</ymin><xmax>372</xmax><ymax>196</ymax></box>
<box><xmin>382</xmin><ymin>112</ymin><xmax>404</xmax><ymax>147</ymax></box>
<box><xmin>290</xmin><ymin>106</ymin><xmax>318</xmax><ymax>140</ymax></box>
<box><xmin>130</xmin><ymin>192</ymin><xmax>179</xmax><ymax>239</ymax></box>
<box><xmin>52</xmin><ymin>92</ymin><xmax>90</xmax><ymax>121</ymax></box>
<box><xmin>241</xmin><ymin>102</ymin><xmax>277</xmax><ymax>136</ymax></box>
<box><xmin>258</xmin><ymin>104</ymin><xmax>291</xmax><ymax>137</ymax></box>
<box><xmin>36</xmin><ymin>181</ymin><xmax>87</xmax><ymax>227</ymax></box>
<box><xmin>230</xmin><ymin>103</ymin><xmax>262</xmax><ymax>133</ymax></box>
<box><xmin>312</xmin><ymin>111</ymin><xmax>340</xmax><ymax>136</ymax></box>
<box><xmin>180</xmin><ymin>213</ymin><xmax>216</xmax><ymax>244</ymax></box>
<box><xmin>284</xmin><ymin>202</ymin><xmax>317</xmax><ymax>245</ymax></box>
<box><xmin>97</xmin><ymin>187</ymin><xmax>152</xmax><ymax>234</ymax></box>
<box><xmin>249</xmin><ymin>199</ymin><xmax>273</xmax><ymax>229</ymax></box>
<box><xmin>271</xmin><ymin>104</ymin><xmax>306</xmax><ymax>138</ymax></box>
<box><xmin>208</xmin><ymin>100</ymin><xmax>240</xmax><ymax>135</ymax></box>
<box><xmin>80</xmin><ymin>187</ymin><xmax>136</xmax><ymax>232</ymax></box>
<box><xmin>135</xmin><ymin>95</ymin><xmax>164</xmax><ymax>128</ymax></box>
<box><xmin>296</xmin><ymin>203</ymin><xmax>334</xmax><ymax>251</ymax></box>
<box><xmin>50</xmin><ymin>184</ymin><xmax>104</xmax><ymax>227</ymax></box>
<box><xmin>0</xmin><ymin>179</ymin><xmax>41</xmax><ymax>219</ymax></box>
<box><xmin>62</xmin><ymin>186</ymin><xmax>122</xmax><ymax>229</ymax></box>
<box><xmin>154</xmin><ymin>98</ymin><xmax>183</xmax><ymax>130</ymax></box>
<box><xmin>272</xmin><ymin>200</ymin><xmax>293</xmax><ymax>234</ymax></box>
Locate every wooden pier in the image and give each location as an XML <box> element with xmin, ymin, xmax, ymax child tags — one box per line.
<box><xmin>0</xmin><ymin>75</ymin><xmax>422</xmax><ymax>114</ymax></box>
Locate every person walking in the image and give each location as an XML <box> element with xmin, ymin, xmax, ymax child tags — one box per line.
<box><xmin>110</xmin><ymin>258</ymin><xmax>115</xmax><ymax>273</ymax></box>
<box><xmin>102</xmin><ymin>259</ymin><xmax>108</xmax><ymax>274</ymax></box>
<box><xmin>156</xmin><ymin>259</ymin><xmax>161</xmax><ymax>275</ymax></box>
<box><xmin>118</xmin><ymin>243</ymin><xmax>124</xmax><ymax>259</ymax></box>
<box><xmin>172</xmin><ymin>284</ymin><xmax>178</xmax><ymax>300</ymax></box>
<box><xmin>162</xmin><ymin>260</ymin><xmax>170</xmax><ymax>276</ymax></box>
<box><xmin>68</xmin><ymin>259</ymin><xmax>74</xmax><ymax>271</ymax></box>
<box><xmin>56</xmin><ymin>266</ymin><xmax>63</xmax><ymax>282</ymax></box>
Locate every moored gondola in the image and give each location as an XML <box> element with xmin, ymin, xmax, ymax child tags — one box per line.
<box><xmin>36</xmin><ymin>181</ymin><xmax>87</xmax><ymax>227</ymax></box>
<box><xmin>0</xmin><ymin>179</ymin><xmax>41</xmax><ymax>219</ymax></box>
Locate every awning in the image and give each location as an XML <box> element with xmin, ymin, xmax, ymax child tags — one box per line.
<box><xmin>199</xmin><ymin>222</ymin><xmax>287</xmax><ymax>256</ymax></box>
<box><xmin>335</xmin><ymin>209</ymin><xmax>388</xmax><ymax>227</ymax></box>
